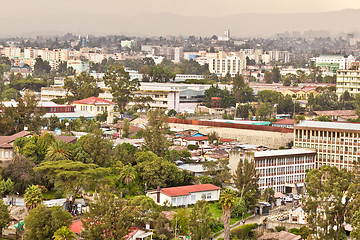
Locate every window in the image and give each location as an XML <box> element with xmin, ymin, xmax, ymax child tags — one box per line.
<box><xmin>171</xmin><ymin>198</ymin><xmax>176</xmax><ymax>205</ymax></box>
<box><xmin>191</xmin><ymin>195</ymin><xmax>195</xmax><ymax>202</ymax></box>
<box><xmin>201</xmin><ymin>194</ymin><xmax>206</xmax><ymax>199</ymax></box>
<box><xmin>207</xmin><ymin>193</ymin><xmax>212</xmax><ymax>199</ymax></box>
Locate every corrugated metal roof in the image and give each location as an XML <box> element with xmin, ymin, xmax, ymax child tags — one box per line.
<box><xmin>296</xmin><ymin>120</ymin><xmax>360</xmax><ymax>131</ymax></box>
<box><xmin>254</xmin><ymin>148</ymin><xmax>316</xmax><ymax>158</ymax></box>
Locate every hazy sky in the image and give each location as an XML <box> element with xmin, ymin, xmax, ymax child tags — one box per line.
<box><xmin>3</xmin><ymin>0</ymin><xmax>360</xmax><ymax>18</ymax></box>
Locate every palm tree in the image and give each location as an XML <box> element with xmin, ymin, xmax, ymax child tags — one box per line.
<box><xmin>219</xmin><ymin>188</ymin><xmax>236</xmax><ymax>240</ymax></box>
<box><xmin>46</xmin><ymin>140</ymin><xmax>72</xmax><ymax>161</ymax></box>
<box><xmin>24</xmin><ymin>185</ymin><xmax>42</xmax><ymax>210</ymax></box>
<box><xmin>53</xmin><ymin>226</ymin><xmax>77</xmax><ymax>240</ymax></box>
<box><xmin>119</xmin><ymin>165</ymin><xmax>136</xmax><ymax>186</ymax></box>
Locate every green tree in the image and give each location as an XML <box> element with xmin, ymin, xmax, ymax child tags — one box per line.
<box><xmin>143</xmin><ymin>109</ymin><xmax>169</xmax><ymax>156</ymax></box>
<box><xmin>77</xmin><ymin>134</ymin><xmax>113</xmax><ymax>167</ymax></box>
<box><xmin>35</xmin><ymin>160</ymin><xmax>109</xmax><ymax>209</ymax></box>
<box><xmin>256</xmin><ymin>102</ymin><xmax>274</xmax><ymax>120</ymax></box>
<box><xmin>207</xmin><ymin>131</ymin><xmax>219</xmax><ymax>145</ymax></box>
<box><xmin>303</xmin><ymin>166</ymin><xmax>351</xmax><ymax>240</ymax></box>
<box><xmin>219</xmin><ymin>189</ymin><xmax>236</xmax><ymax>240</ymax></box>
<box><xmin>172</xmin><ymin>208</ymin><xmax>189</xmax><ymax>236</ymax></box>
<box><xmin>122</xmin><ymin>118</ymin><xmax>130</xmax><ymax>137</ymax></box>
<box><xmin>64</xmin><ymin>71</ymin><xmax>103</xmax><ymax>101</ymax></box>
<box><xmin>81</xmin><ymin>189</ymin><xmax>136</xmax><ymax>240</ymax></box>
<box><xmin>272</xmin><ymin>67</ymin><xmax>282</xmax><ymax>83</ymax></box>
<box><xmin>104</xmin><ymin>64</ymin><xmax>139</xmax><ymax>112</ymax></box>
<box><xmin>189</xmin><ymin>200</ymin><xmax>212</xmax><ymax>240</ymax></box>
<box><xmin>203</xmin><ymin>159</ymin><xmax>231</xmax><ymax>186</ymax></box>
<box><xmin>264</xmin><ymin>71</ymin><xmax>273</xmax><ymax>83</ymax></box>
<box><xmin>203</xmin><ymin>85</ymin><xmax>236</xmax><ymax>108</ymax></box>
<box><xmin>46</xmin><ymin>140</ymin><xmax>72</xmax><ymax>161</ymax></box>
<box><xmin>0</xmin><ymin>178</ymin><xmax>14</xmax><ymax>196</ymax></box>
<box><xmin>119</xmin><ymin>164</ymin><xmax>137</xmax><ymax>186</ymax></box>
<box><xmin>24</xmin><ymin>185</ymin><xmax>43</xmax><ymax>211</ymax></box>
<box><xmin>0</xmin><ymin>200</ymin><xmax>10</xmax><ymax>238</ymax></box>
<box><xmin>263</xmin><ymin>187</ymin><xmax>275</xmax><ymax>204</ymax></box>
<box><xmin>33</xmin><ymin>57</ymin><xmax>51</xmax><ymax>77</ymax></box>
<box><xmin>53</xmin><ymin>226</ymin><xmax>77</xmax><ymax>240</ymax></box>
<box><xmin>233</xmin><ymin>155</ymin><xmax>259</xmax><ymax>209</ymax></box>
<box><xmin>24</xmin><ymin>205</ymin><xmax>72</xmax><ymax>240</ymax></box>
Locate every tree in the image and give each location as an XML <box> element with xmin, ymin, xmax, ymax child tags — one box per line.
<box><xmin>236</xmin><ymin>104</ymin><xmax>254</xmax><ymax>119</ymax></box>
<box><xmin>24</xmin><ymin>205</ymin><xmax>72</xmax><ymax>240</ymax></box>
<box><xmin>46</xmin><ymin>140</ymin><xmax>72</xmax><ymax>161</ymax></box>
<box><xmin>64</xmin><ymin>71</ymin><xmax>103</xmax><ymax>102</ymax></box>
<box><xmin>272</xmin><ymin>67</ymin><xmax>282</xmax><ymax>83</ymax></box>
<box><xmin>203</xmin><ymin>159</ymin><xmax>231</xmax><ymax>186</ymax></box>
<box><xmin>233</xmin><ymin>155</ymin><xmax>259</xmax><ymax>209</ymax></box>
<box><xmin>33</xmin><ymin>57</ymin><xmax>51</xmax><ymax>77</ymax></box>
<box><xmin>264</xmin><ymin>71</ymin><xmax>273</xmax><ymax>83</ymax></box>
<box><xmin>207</xmin><ymin>131</ymin><xmax>219</xmax><ymax>145</ymax></box>
<box><xmin>0</xmin><ymin>200</ymin><xmax>10</xmax><ymax>238</ymax></box>
<box><xmin>35</xmin><ymin>160</ymin><xmax>109</xmax><ymax>209</ymax></box>
<box><xmin>119</xmin><ymin>164</ymin><xmax>137</xmax><ymax>186</ymax></box>
<box><xmin>172</xmin><ymin>208</ymin><xmax>189</xmax><ymax>236</ymax></box>
<box><xmin>113</xmin><ymin>143</ymin><xmax>138</xmax><ymax>166</ymax></box>
<box><xmin>0</xmin><ymin>178</ymin><xmax>14</xmax><ymax>196</ymax></box>
<box><xmin>24</xmin><ymin>185</ymin><xmax>43</xmax><ymax>211</ymax></box>
<box><xmin>53</xmin><ymin>226</ymin><xmax>76</xmax><ymax>240</ymax></box>
<box><xmin>263</xmin><ymin>187</ymin><xmax>275</xmax><ymax>204</ymax></box>
<box><xmin>219</xmin><ymin>189</ymin><xmax>236</xmax><ymax>240</ymax></box>
<box><xmin>203</xmin><ymin>85</ymin><xmax>236</xmax><ymax>108</ymax></box>
<box><xmin>303</xmin><ymin>166</ymin><xmax>351</xmax><ymax>240</ymax></box>
<box><xmin>143</xmin><ymin>109</ymin><xmax>169</xmax><ymax>156</ymax></box>
<box><xmin>256</xmin><ymin>102</ymin><xmax>274</xmax><ymax>120</ymax></box>
<box><xmin>104</xmin><ymin>64</ymin><xmax>139</xmax><ymax>112</ymax></box>
<box><xmin>122</xmin><ymin>118</ymin><xmax>130</xmax><ymax>137</ymax></box>
<box><xmin>81</xmin><ymin>189</ymin><xmax>136</xmax><ymax>240</ymax></box>
<box><xmin>77</xmin><ymin>134</ymin><xmax>113</xmax><ymax>167</ymax></box>
<box><xmin>189</xmin><ymin>200</ymin><xmax>212</xmax><ymax>240</ymax></box>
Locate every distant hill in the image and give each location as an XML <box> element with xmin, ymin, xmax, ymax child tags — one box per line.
<box><xmin>1</xmin><ymin>9</ymin><xmax>360</xmax><ymax>37</ymax></box>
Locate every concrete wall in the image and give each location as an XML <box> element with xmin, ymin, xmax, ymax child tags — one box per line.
<box><xmin>169</xmin><ymin>123</ymin><xmax>293</xmax><ymax>149</ymax></box>
<box><xmin>266</xmin><ymin>220</ymin><xmax>307</xmax><ymax>231</ymax></box>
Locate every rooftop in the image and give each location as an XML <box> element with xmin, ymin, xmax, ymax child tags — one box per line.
<box><xmin>254</xmin><ymin>148</ymin><xmax>316</xmax><ymax>158</ymax></box>
<box><xmin>296</xmin><ymin>120</ymin><xmax>360</xmax><ymax>131</ymax></box>
<box><xmin>72</xmin><ymin>96</ymin><xmax>115</xmax><ymax>105</ymax></box>
<box><xmin>153</xmin><ymin>184</ymin><xmax>221</xmax><ymax>197</ymax></box>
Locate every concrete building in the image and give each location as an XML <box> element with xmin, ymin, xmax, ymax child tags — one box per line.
<box><xmin>41</xmin><ymin>86</ymin><xmax>68</xmax><ymax>102</ymax></box>
<box><xmin>229</xmin><ymin>148</ymin><xmax>316</xmax><ymax>193</ymax></box>
<box><xmin>67</xmin><ymin>59</ymin><xmax>90</xmax><ymax>73</ymax></box>
<box><xmin>146</xmin><ymin>184</ymin><xmax>221</xmax><ymax>207</ymax></box>
<box><xmin>208</xmin><ymin>52</ymin><xmax>246</xmax><ymax>77</ymax></box>
<box><xmin>72</xmin><ymin>97</ymin><xmax>115</xmax><ymax>123</ymax></box>
<box><xmin>336</xmin><ymin>69</ymin><xmax>360</xmax><ymax>96</ymax></box>
<box><xmin>311</xmin><ymin>55</ymin><xmax>351</xmax><ymax>73</ymax></box>
<box><xmin>0</xmin><ymin>131</ymin><xmax>32</xmax><ymax>164</ymax></box>
<box><xmin>294</xmin><ymin>120</ymin><xmax>360</xmax><ymax>169</ymax></box>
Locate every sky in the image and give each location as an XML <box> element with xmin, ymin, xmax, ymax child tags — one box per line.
<box><xmin>2</xmin><ymin>0</ymin><xmax>360</xmax><ymax>18</ymax></box>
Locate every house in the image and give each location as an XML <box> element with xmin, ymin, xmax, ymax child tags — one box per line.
<box><xmin>0</xmin><ymin>131</ymin><xmax>32</xmax><ymax>163</ymax></box>
<box><xmin>313</xmin><ymin>110</ymin><xmax>358</xmax><ymax>121</ymax></box>
<box><xmin>289</xmin><ymin>207</ymin><xmax>307</xmax><ymax>224</ymax></box>
<box><xmin>146</xmin><ymin>184</ymin><xmax>221</xmax><ymax>207</ymax></box>
<box><xmin>72</xmin><ymin>97</ymin><xmax>116</xmax><ymax>124</ymax></box>
<box><xmin>272</xmin><ymin>119</ymin><xmax>295</xmax><ymax>129</ymax></box>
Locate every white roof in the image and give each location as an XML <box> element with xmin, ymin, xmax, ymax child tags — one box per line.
<box><xmin>43</xmin><ymin>109</ymin><xmax>94</xmax><ymax>119</ymax></box>
<box><xmin>177</xmin><ymin>164</ymin><xmax>204</xmax><ymax>173</ymax></box>
<box><xmin>254</xmin><ymin>148</ymin><xmax>315</xmax><ymax>158</ymax></box>
<box><xmin>296</xmin><ymin>120</ymin><xmax>360</xmax><ymax>131</ymax></box>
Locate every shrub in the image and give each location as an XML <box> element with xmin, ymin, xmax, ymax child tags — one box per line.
<box><xmin>275</xmin><ymin>225</ymin><xmax>286</xmax><ymax>232</ymax></box>
<box><xmin>54</xmin><ymin>190</ymin><xmax>64</xmax><ymax>199</ymax></box>
<box><xmin>230</xmin><ymin>223</ymin><xmax>258</xmax><ymax>239</ymax></box>
<box><xmin>187</xmin><ymin>144</ymin><xmax>199</xmax><ymax>150</ymax></box>
<box><xmin>289</xmin><ymin>228</ymin><xmax>299</xmax><ymax>235</ymax></box>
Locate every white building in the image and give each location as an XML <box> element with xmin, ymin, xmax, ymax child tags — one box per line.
<box><xmin>208</xmin><ymin>52</ymin><xmax>246</xmax><ymax>77</ymax></box>
<box><xmin>229</xmin><ymin>148</ymin><xmax>316</xmax><ymax>193</ymax></box>
<box><xmin>146</xmin><ymin>184</ymin><xmax>221</xmax><ymax>207</ymax></box>
<box><xmin>336</xmin><ymin>69</ymin><xmax>360</xmax><ymax>97</ymax></box>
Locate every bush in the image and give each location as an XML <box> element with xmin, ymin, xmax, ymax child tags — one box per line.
<box><xmin>187</xmin><ymin>144</ymin><xmax>199</xmax><ymax>150</ymax></box>
<box><xmin>275</xmin><ymin>225</ymin><xmax>286</xmax><ymax>232</ymax></box>
<box><xmin>54</xmin><ymin>190</ymin><xmax>64</xmax><ymax>199</ymax></box>
<box><xmin>288</xmin><ymin>228</ymin><xmax>299</xmax><ymax>235</ymax></box>
<box><xmin>230</xmin><ymin>223</ymin><xmax>258</xmax><ymax>239</ymax></box>
<box><xmin>298</xmin><ymin>226</ymin><xmax>310</xmax><ymax>239</ymax></box>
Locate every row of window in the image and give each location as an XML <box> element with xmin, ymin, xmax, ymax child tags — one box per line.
<box><xmin>295</xmin><ymin>129</ymin><xmax>360</xmax><ymax>139</ymax></box>
<box><xmin>170</xmin><ymin>193</ymin><xmax>212</xmax><ymax>205</ymax></box>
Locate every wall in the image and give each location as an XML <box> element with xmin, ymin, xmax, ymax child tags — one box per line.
<box><xmin>266</xmin><ymin>220</ymin><xmax>307</xmax><ymax>231</ymax></box>
<box><xmin>168</xmin><ymin>122</ymin><xmax>293</xmax><ymax>149</ymax></box>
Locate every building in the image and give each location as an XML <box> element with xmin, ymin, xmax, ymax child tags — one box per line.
<box><xmin>40</xmin><ymin>86</ymin><xmax>68</xmax><ymax>101</ymax></box>
<box><xmin>146</xmin><ymin>184</ymin><xmax>221</xmax><ymax>207</ymax></box>
<box><xmin>289</xmin><ymin>207</ymin><xmax>307</xmax><ymax>225</ymax></box>
<box><xmin>0</xmin><ymin>131</ymin><xmax>32</xmax><ymax>164</ymax></box>
<box><xmin>336</xmin><ymin>69</ymin><xmax>360</xmax><ymax>96</ymax></box>
<box><xmin>294</xmin><ymin>120</ymin><xmax>360</xmax><ymax>169</ymax></box>
<box><xmin>311</xmin><ymin>55</ymin><xmax>349</xmax><ymax>73</ymax></box>
<box><xmin>229</xmin><ymin>148</ymin><xmax>316</xmax><ymax>193</ymax></box>
<box><xmin>67</xmin><ymin>59</ymin><xmax>90</xmax><ymax>73</ymax></box>
<box><xmin>72</xmin><ymin>97</ymin><xmax>115</xmax><ymax>123</ymax></box>
<box><xmin>272</xmin><ymin>119</ymin><xmax>295</xmax><ymax>129</ymax></box>
<box><xmin>208</xmin><ymin>52</ymin><xmax>246</xmax><ymax>77</ymax></box>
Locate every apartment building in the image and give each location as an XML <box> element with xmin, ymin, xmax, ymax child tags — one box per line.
<box><xmin>294</xmin><ymin>120</ymin><xmax>360</xmax><ymax>169</ymax></box>
<box><xmin>311</xmin><ymin>55</ymin><xmax>354</xmax><ymax>73</ymax></box>
<box><xmin>336</xmin><ymin>69</ymin><xmax>360</xmax><ymax>97</ymax></box>
<box><xmin>208</xmin><ymin>51</ymin><xmax>246</xmax><ymax>77</ymax></box>
<box><xmin>229</xmin><ymin>148</ymin><xmax>316</xmax><ymax>193</ymax></box>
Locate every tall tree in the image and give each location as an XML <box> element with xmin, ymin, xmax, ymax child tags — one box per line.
<box><xmin>233</xmin><ymin>156</ymin><xmax>259</xmax><ymax>209</ymax></box>
<box><xmin>104</xmin><ymin>64</ymin><xmax>139</xmax><ymax>112</ymax></box>
<box><xmin>46</xmin><ymin>140</ymin><xmax>72</xmax><ymax>161</ymax></box>
<box><xmin>77</xmin><ymin>134</ymin><xmax>113</xmax><ymax>167</ymax></box>
<box><xmin>203</xmin><ymin>159</ymin><xmax>231</xmax><ymax>186</ymax></box>
<box><xmin>189</xmin><ymin>200</ymin><xmax>212</xmax><ymax>240</ymax></box>
<box><xmin>0</xmin><ymin>200</ymin><xmax>10</xmax><ymax>238</ymax></box>
<box><xmin>33</xmin><ymin>57</ymin><xmax>51</xmax><ymax>77</ymax></box>
<box><xmin>219</xmin><ymin>189</ymin><xmax>236</xmax><ymax>240</ymax></box>
<box><xmin>24</xmin><ymin>205</ymin><xmax>72</xmax><ymax>240</ymax></box>
<box><xmin>24</xmin><ymin>185</ymin><xmax>43</xmax><ymax>211</ymax></box>
<box><xmin>64</xmin><ymin>71</ymin><xmax>103</xmax><ymax>101</ymax></box>
<box><xmin>143</xmin><ymin>109</ymin><xmax>169</xmax><ymax>156</ymax></box>
<box><xmin>118</xmin><ymin>164</ymin><xmax>137</xmax><ymax>186</ymax></box>
<box><xmin>81</xmin><ymin>189</ymin><xmax>136</xmax><ymax>240</ymax></box>
<box><xmin>303</xmin><ymin>166</ymin><xmax>351</xmax><ymax>240</ymax></box>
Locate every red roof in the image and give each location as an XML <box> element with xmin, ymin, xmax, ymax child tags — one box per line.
<box><xmin>219</xmin><ymin>138</ymin><xmax>234</xmax><ymax>142</ymax></box>
<box><xmin>124</xmin><ymin>227</ymin><xmax>139</xmax><ymax>240</ymax></box>
<box><xmin>72</xmin><ymin>97</ymin><xmax>115</xmax><ymax>105</ymax></box>
<box><xmin>70</xmin><ymin>220</ymin><xmax>82</xmax><ymax>234</ymax></box>
<box><xmin>273</xmin><ymin>119</ymin><xmax>295</xmax><ymax>125</ymax></box>
<box><xmin>183</xmin><ymin>136</ymin><xmax>208</xmax><ymax>141</ymax></box>
<box><xmin>160</xmin><ymin>184</ymin><xmax>221</xmax><ymax>197</ymax></box>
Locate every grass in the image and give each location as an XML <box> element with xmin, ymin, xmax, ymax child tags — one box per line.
<box><xmin>42</xmin><ymin>190</ymin><xmax>57</xmax><ymax>200</ymax></box>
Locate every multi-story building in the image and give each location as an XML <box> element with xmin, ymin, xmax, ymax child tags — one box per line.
<box><xmin>336</xmin><ymin>69</ymin><xmax>360</xmax><ymax>97</ymax></box>
<box><xmin>72</xmin><ymin>97</ymin><xmax>115</xmax><ymax>123</ymax></box>
<box><xmin>311</xmin><ymin>55</ymin><xmax>352</xmax><ymax>73</ymax></box>
<box><xmin>229</xmin><ymin>148</ymin><xmax>316</xmax><ymax>193</ymax></box>
<box><xmin>294</xmin><ymin>120</ymin><xmax>360</xmax><ymax>169</ymax></box>
<box><xmin>208</xmin><ymin>51</ymin><xmax>246</xmax><ymax>77</ymax></box>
